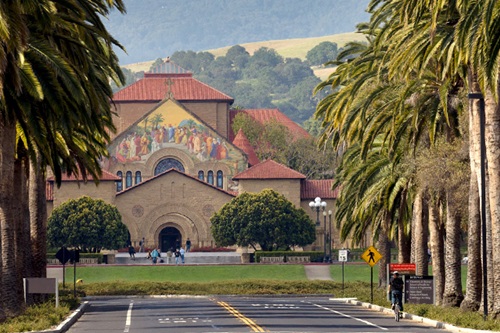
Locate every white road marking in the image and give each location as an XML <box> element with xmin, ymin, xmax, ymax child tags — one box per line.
<box><xmin>309</xmin><ymin>302</ymin><xmax>388</xmax><ymax>331</ymax></box>
<box><xmin>159</xmin><ymin>317</ymin><xmax>211</xmax><ymax>324</ymax></box>
<box><xmin>124</xmin><ymin>301</ymin><xmax>133</xmax><ymax>332</ymax></box>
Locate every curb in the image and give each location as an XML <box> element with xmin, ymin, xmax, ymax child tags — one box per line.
<box><xmin>33</xmin><ymin>301</ymin><xmax>89</xmax><ymax>333</ymax></box>
<box><xmin>340</xmin><ymin>299</ymin><xmax>499</xmax><ymax>333</ymax></box>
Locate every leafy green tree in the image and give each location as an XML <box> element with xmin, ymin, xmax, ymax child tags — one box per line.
<box><xmin>306</xmin><ymin>41</ymin><xmax>338</xmax><ymax>66</ymax></box>
<box><xmin>303</xmin><ymin>117</ymin><xmax>324</xmax><ymax>137</ymax></box>
<box><xmin>225</xmin><ymin>45</ymin><xmax>250</xmax><ymax>69</ymax></box>
<box><xmin>47</xmin><ymin>196</ymin><xmax>128</xmax><ymax>252</ymax></box>
<box><xmin>211</xmin><ymin>189</ymin><xmax>315</xmax><ymax>251</ymax></box>
<box><xmin>285</xmin><ymin>138</ymin><xmax>336</xmax><ymax>179</ymax></box>
<box><xmin>231</xmin><ymin>112</ymin><xmax>264</xmax><ymax>146</ymax></box>
<box><xmin>149</xmin><ymin>58</ymin><xmax>165</xmax><ymax>71</ymax></box>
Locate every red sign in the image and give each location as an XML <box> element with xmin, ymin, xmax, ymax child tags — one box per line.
<box><xmin>389</xmin><ymin>263</ymin><xmax>416</xmax><ymax>275</ymax></box>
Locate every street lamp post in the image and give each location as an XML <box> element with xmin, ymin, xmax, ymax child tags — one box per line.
<box><xmin>328</xmin><ymin>210</ymin><xmax>332</xmax><ymax>262</ymax></box>
<box><xmin>309</xmin><ymin>197</ymin><xmax>326</xmax><ymax>260</ymax></box>
<box><xmin>323</xmin><ymin>211</ymin><xmax>327</xmax><ymax>262</ymax></box>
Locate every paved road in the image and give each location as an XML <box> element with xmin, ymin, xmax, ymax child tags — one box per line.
<box><xmin>67</xmin><ymin>296</ymin><xmax>446</xmax><ymax>333</ymax></box>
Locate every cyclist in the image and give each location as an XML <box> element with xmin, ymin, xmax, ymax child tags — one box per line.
<box><xmin>389</xmin><ymin>271</ymin><xmax>404</xmax><ymax>314</ymax></box>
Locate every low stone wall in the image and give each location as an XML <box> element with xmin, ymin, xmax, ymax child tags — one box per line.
<box><xmin>47</xmin><ymin>258</ymin><xmax>99</xmax><ymax>265</ymax></box>
<box><xmin>260</xmin><ymin>256</ymin><xmax>285</xmax><ymax>263</ymax></box>
<box><xmin>286</xmin><ymin>256</ymin><xmax>310</xmax><ymax>263</ymax></box>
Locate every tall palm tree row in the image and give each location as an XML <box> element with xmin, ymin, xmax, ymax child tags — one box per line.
<box><xmin>316</xmin><ymin>0</ymin><xmax>500</xmax><ymax>314</ymax></box>
<box><xmin>0</xmin><ymin>0</ymin><xmax>126</xmax><ymax>317</ymax></box>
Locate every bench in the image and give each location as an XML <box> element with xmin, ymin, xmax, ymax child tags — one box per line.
<box><xmin>259</xmin><ymin>256</ymin><xmax>285</xmax><ymax>263</ymax></box>
<box><xmin>286</xmin><ymin>256</ymin><xmax>310</xmax><ymax>263</ymax></box>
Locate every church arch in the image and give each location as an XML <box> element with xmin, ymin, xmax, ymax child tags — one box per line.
<box><xmin>145</xmin><ymin>203</ymin><xmax>210</xmax><ymax>248</ymax></box>
<box><xmin>159</xmin><ymin>226</ymin><xmax>182</xmax><ymax>252</ymax></box>
<box><xmin>145</xmin><ymin>147</ymin><xmax>195</xmax><ymax>175</ymax></box>
<box><xmin>154</xmin><ymin>158</ymin><xmax>185</xmax><ymax>175</ymax></box>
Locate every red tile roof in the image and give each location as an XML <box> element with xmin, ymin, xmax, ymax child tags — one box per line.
<box><xmin>112</xmin><ymin>73</ymin><xmax>233</xmax><ymax>102</ymax></box>
<box><xmin>233</xmin><ymin>159</ymin><xmax>306</xmax><ymax>180</ymax></box>
<box><xmin>117</xmin><ymin>168</ymin><xmax>236</xmax><ymax>197</ymax></box>
<box><xmin>300</xmin><ymin>179</ymin><xmax>338</xmax><ymax>199</ymax></box>
<box><xmin>47</xmin><ymin>169</ymin><xmax>121</xmax><ymax>182</ymax></box>
<box><xmin>229</xmin><ymin>109</ymin><xmax>310</xmax><ymax>142</ymax></box>
<box><xmin>232</xmin><ymin>128</ymin><xmax>260</xmax><ymax>166</ymax></box>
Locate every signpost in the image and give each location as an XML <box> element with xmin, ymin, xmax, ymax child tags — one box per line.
<box><xmin>24</xmin><ymin>278</ymin><xmax>59</xmax><ymax>308</ymax></box>
<box><xmin>55</xmin><ymin>247</ymin><xmax>71</xmax><ymax>287</ymax></box>
<box><xmin>389</xmin><ymin>263</ymin><xmax>416</xmax><ymax>275</ymax></box>
<box><xmin>405</xmin><ymin>275</ymin><xmax>434</xmax><ymax>304</ymax></box>
<box><xmin>361</xmin><ymin>246</ymin><xmax>382</xmax><ymax>303</ymax></box>
<box><xmin>338</xmin><ymin>249</ymin><xmax>349</xmax><ymax>294</ymax></box>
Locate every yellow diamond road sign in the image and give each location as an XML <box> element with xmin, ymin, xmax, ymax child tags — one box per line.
<box><xmin>361</xmin><ymin>246</ymin><xmax>382</xmax><ymax>267</ymax></box>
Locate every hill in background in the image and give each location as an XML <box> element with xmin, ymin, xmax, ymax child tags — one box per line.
<box><xmin>123</xmin><ymin>32</ymin><xmax>365</xmax><ymax>80</ymax></box>
<box><xmin>108</xmin><ymin>0</ymin><xmax>370</xmax><ymax>64</ymax></box>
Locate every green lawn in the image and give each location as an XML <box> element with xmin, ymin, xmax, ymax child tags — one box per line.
<box><xmin>331</xmin><ymin>263</ymin><xmax>468</xmax><ymax>289</ymax></box>
<box><xmin>65</xmin><ymin>265</ymin><xmax>307</xmax><ymax>283</ymax></box>
<box><xmin>65</xmin><ymin>263</ymin><xmax>469</xmax><ymax>287</ymax></box>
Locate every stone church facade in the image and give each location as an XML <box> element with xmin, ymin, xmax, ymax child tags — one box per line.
<box><xmin>47</xmin><ymin>61</ymin><xmax>343</xmax><ymax>252</ymax></box>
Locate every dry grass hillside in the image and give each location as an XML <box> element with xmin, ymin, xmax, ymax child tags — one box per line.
<box><xmin>122</xmin><ymin>32</ymin><xmax>365</xmax><ymax>77</ymax></box>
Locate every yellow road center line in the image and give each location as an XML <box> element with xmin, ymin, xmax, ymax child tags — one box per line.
<box><xmin>216</xmin><ymin>301</ymin><xmax>266</xmax><ymax>332</ymax></box>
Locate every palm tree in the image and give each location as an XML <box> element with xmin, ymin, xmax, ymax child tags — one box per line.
<box><xmin>369</xmin><ymin>0</ymin><xmax>500</xmax><ymax>314</ymax></box>
<box><xmin>0</xmin><ymin>0</ymin><xmax>126</xmax><ymax>316</ymax></box>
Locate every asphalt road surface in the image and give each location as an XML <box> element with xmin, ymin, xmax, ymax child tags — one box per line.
<box><xmin>67</xmin><ymin>296</ymin><xmax>446</xmax><ymax>333</ymax></box>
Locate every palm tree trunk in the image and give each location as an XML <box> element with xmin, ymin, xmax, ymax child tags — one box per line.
<box><xmin>484</xmin><ymin>88</ymin><xmax>500</xmax><ymax>317</ymax></box>
<box><xmin>429</xmin><ymin>197</ymin><xmax>445</xmax><ymax>305</ymax></box>
<box><xmin>0</xmin><ymin>118</ymin><xmax>23</xmax><ymax>316</ymax></box>
<box><xmin>29</xmin><ymin>150</ymin><xmax>47</xmax><ymax>280</ymax></box>
<box><xmin>412</xmin><ymin>190</ymin><xmax>429</xmax><ymax>276</ymax></box>
<box><xmin>461</xmin><ymin>95</ymin><xmax>482</xmax><ymax>311</ymax></box>
<box><xmin>398</xmin><ymin>220</ymin><xmax>411</xmax><ymax>263</ymax></box>
<box><xmin>443</xmin><ymin>190</ymin><xmax>464</xmax><ymax>307</ymax></box>
<box><xmin>14</xmin><ymin>152</ymin><xmax>31</xmax><ymax>279</ymax></box>
<box><xmin>378</xmin><ymin>214</ymin><xmax>391</xmax><ymax>287</ymax></box>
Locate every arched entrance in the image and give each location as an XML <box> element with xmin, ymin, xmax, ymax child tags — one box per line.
<box><xmin>159</xmin><ymin>226</ymin><xmax>182</xmax><ymax>252</ymax></box>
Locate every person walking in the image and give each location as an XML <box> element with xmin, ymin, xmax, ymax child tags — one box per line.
<box><xmin>174</xmin><ymin>248</ymin><xmax>181</xmax><ymax>265</ymax></box>
<box><xmin>139</xmin><ymin>237</ymin><xmax>145</xmax><ymax>253</ymax></box>
<box><xmin>180</xmin><ymin>247</ymin><xmax>185</xmax><ymax>264</ymax></box>
<box><xmin>186</xmin><ymin>238</ymin><xmax>191</xmax><ymax>252</ymax></box>
<box><xmin>128</xmin><ymin>244</ymin><xmax>136</xmax><ymax>260</ymax></box>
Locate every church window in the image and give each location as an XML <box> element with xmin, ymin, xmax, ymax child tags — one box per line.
<box><xmin>154</xmin><ymin>158</ymin><xmax>185</xmax><ymax>176</ymax></box>
<box><xmin>116</xmin><ymin>171</ymin><xmax>123</xmax><ymax>192</ymax></box>
<box><xmin>207</xmin><ymin>171</ymin><xmax>214</xmax><ymax>185</ymax></box>
<box><xmin>135</xmin><ymin>171</ymin><xmax>142</xmax><ymax>184</ymax></box>
<box><xmin>198</xmin><ymin>170</ymin><xmax>204</xmax><ymax>181</ymax></box>
<box><xmin>217</xmin><ymin>170</ymin><xmax>223</xmax><ymax>188</ymax></box>
<box><xmin>126</xmin><ymin>171</ymin><xmax>132</xmax><ymax>188</ymax></box>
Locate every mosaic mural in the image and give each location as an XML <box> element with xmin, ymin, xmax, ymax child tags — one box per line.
<box><xmin>106</xmin><ymin>100</ymin><xmax>247</xmax><ymax>174</ymax></box>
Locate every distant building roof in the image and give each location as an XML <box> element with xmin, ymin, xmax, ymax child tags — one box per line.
<box><xmin>300</xmin><ymin>179</ymin><xmax>338</xmax><ymax>199</ymax></box>
<box><xmin>47</xmin><ymin>169</ymin><xmax>121</xmax><ymax>182</ymax></box>
<box><xmin>233</xmin><ymin>159</ymin><xmax>306</xmax><ymax>180</ymax></box>
<box><xmin>112</xmin><ymin>60</ymin><xmax>233</xmax><ymax>103</ymax></box>
<box><xmin>117</xmin><ymin>168</ymin><xmax>236</xmax><ymax>197</ymax></box>
<box><xmin>232</xmin><ymin>128</ymin><xmax>260</xmax><ymax>166</ymax></box>
<box><xmin>229</xmin><ymin>109</ymin><xmax>310</xmax><ymax>142</ymax></box>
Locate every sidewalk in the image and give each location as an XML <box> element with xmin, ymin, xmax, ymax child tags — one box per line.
<box><xmin>304</xmin><ymin>264</ymin><xmax>333</xmax><ymax>280</ymax></box>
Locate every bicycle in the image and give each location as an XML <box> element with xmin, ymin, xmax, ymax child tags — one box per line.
<box><xmin>392</xmin><ymin>291</ymin><xmax>403</xmax><ymax>322</ymax></box>
<box><xmin>394</xmin><ymin>301</ymin><xmax>400</xmax><ymax>321</ymax></box>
